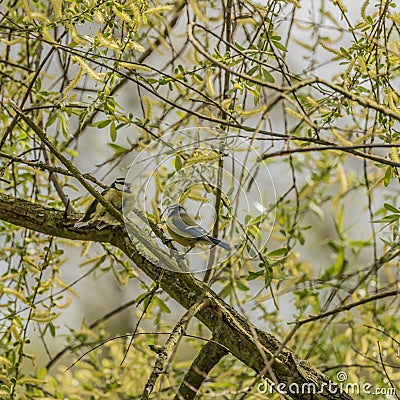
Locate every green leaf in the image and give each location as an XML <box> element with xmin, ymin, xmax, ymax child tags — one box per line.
<box><xmin>135</xmin><ymin>292</ymin><xmax>149</xmax><ymax>305</ymax></box>
<box><xmin>327</xmin><ymin>240</ymin><xmax>339</xmax><ymax>253</ymax></box>
<box><xmin>384</xmin><ymin>202</ymin><xmax>400</xmax><ymax>213</ymax></box>
<box><xmin>247</xmin><ymin>270</ymin><xmax>264</xmax><ymax>281</ymax></box>
<box><xmin>108</xmin><ymin>143</ymin><xmax>128</xmax><ymax>155</ymax></box>
<box><xmin>262</xmin><ymin>69</ymin><xmax>275</xmax><ymax>83</ymax></box>
<box><xmin>375</xmin><ymin>214</ymin><xmax>400</xmax><ymax>223</ymax></box>
<box><xmin>236</xmin><ymin>279</ymin><xmax>249</xmax><ymax>291</ymax></box>
<box><xmin>154</xmin><ymin>296</ymin><xmax>171</xmax><ymax>313</ymax></box>
<box><xmin>234</xmin><ymin>42</ymin><xmax>245</xmax><ymax>51</ymax></box>
<box><xmin>48</xmin><ymin>322</ymin><xmax>56</xmax><ymax>337</ymax></box>
<box><xmin>332</xmin><ymin>247</ymin><xmax>346</xmax><ymax>274</ymax></box>
<box><xmin>110</xmin><ymin>121</ymin><xmax>117</xmax><ymax>142</ymax></box>
<box><xmin>37</xmin><ymin>366</ymin><xmax>47</xmax><ymax>379</ymax></box>
<box><xmin>247</xmin><ymin>65</ymin><xmax>259</xmax><ymax>76</ymax></box>
<box><xmin>264</xmin><ymin>264</ymin><xmax>273</xmax><ymax>287</ymax></box>
<box><xmin>246</xmin><ymin>224</ymin><xmax>260</xmax><ymax>239</ymax></box>
<box><xmin>92</xmin><ymin>119</ymin><xmax>111</xmax><ymax>129</ymax></box>
<box><xmin>249</xmin><ymin>212</ymin><xmax>267</xmax><ymax>225</ymax></box>
<box><xmin>384</xmin><ymin>166</ymin><xmax>392</xmax><ymax>186</ymax></box>
<box><xmin>143</xmin><ymin>294</ymin><xmax>153</xmax><ymax>309</ymax></box>
<box><xmin>174</xmin><ymin>155</ymin><xmax>183</xmax><ymax>171</ymax></box>
<box><xmin>268</xmin><ymin>247</ymin><xmax>288</xmax><ymax>258</ymax></box>
<box><xmin>46</xmin><ymin>111</ymin><xmax>58</xmax><ymax>128</ymax></box>
<box><xmin>272</xmin><ymin>40</ymin><xmax>287</xmax><ymax>52</ymax></box>
<box><xmin>65</xmin><ymin>148</ymin><xmax>78</xmax><ymax>158</ymax></box>
<box><xmin>59</xmin><ymin>113</ymin><xmax>69</xmax><ymax>139</ymax></box>
<box><xmin>219</xmin><ymin>283</ymin><xmax>233</xmax><ymax>299</ymax></box>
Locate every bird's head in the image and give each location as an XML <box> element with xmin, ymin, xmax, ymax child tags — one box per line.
<box><xmin>123</xmin><ymin>182</ymin><xmax>133</xmax><ymax>193</ymax></box>
<box><xmin>112</xmin><ymin>177</ymin><xmax>132</xmax><ymax>193</ymax></box>
<box><xmin>166</xmin><ymin>204</ymin><xmax>184</xmax><ymax>217</ymax></box>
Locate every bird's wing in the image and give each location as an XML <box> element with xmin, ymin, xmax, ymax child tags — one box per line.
<box><xmin>76</xmin><ymin>185</ymin><xmax>110</xmax><ymax>225</ymax></box>
<box><xmin>174</xmin><ymin>215</ymin><xmax>208</xmax><ymax>238</ymax></box>
<box><xmin>206</xmin><ymin>236</ymin><xmax>231</xmax><ymax>250</ymax></box>
<box><xmin>74</xmin><ymin>188</ymin><xmax>109</xmax><ymax>228</ymax></box>
<box><xmin>74</xmin><ymin>199</ymin><xmax>99</xmax><ymax>227</ymax></box>
<box><xmin>83</xmin><ymin>199</ymin><xmax>98</xmax><ymax>219</ymax></box>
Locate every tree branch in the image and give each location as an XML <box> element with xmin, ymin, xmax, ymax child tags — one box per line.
<box><xmin>174</xmin><ymin>339</ymin><xmax>228</xmax><ymax>400</ymax></box>
<box><xmin>142</xmin><ymin>301</ymin><xmax>205</xmax><ymax>400</ymax></box>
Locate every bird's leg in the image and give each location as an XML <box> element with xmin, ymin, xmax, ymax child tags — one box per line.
<box><xmin>170</xmin><ymin>247</ymin><xmax>192</xmax><ymax>261</ymax></box>
<box><xmin>183</xmin><ymin>246</ymin><xmax>194</xmax><ymax>256</ymax></box>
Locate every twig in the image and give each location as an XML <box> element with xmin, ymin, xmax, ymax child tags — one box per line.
<box><xmin>140</xmin><ymin>301</ymin><xmax>206</xmax><ymax>400</ymax></box>
<box><xmin>289</xmin><ymin>287</ymin><xmax>400</xmax><ymax>326</ymax></box>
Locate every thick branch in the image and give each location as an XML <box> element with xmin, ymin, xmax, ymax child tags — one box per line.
<box><xmin>0</xmin><ymin>193</ymin><xmax>353</xmax><ymax>400</ymax></box>
<box><xmin>174</xmin><ymin>340</ymin><xmax>228</xmax><ymax>400</ymax></box>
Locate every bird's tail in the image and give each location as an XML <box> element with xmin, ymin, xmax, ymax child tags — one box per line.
<box><xmin>207</xmin><ymin>236</ymin><xmax>231</xmax><ymax>250</ymax></box>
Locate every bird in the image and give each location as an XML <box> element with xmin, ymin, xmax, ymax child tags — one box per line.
<box><xmin>74</xmin><ymin>177</ymin><xmax>134</xmax><ymax>230</ymax></box>
<box><xmin>165</xmin><ymin>204</ymin><xmax>231</xmax><ymax>251</ymax></box>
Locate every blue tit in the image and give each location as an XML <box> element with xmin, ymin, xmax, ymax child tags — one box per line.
<box><xmin>74</xmin><ymin>177</ymin><xmax>134</xmax><ymax>230</ymax></box>
<box><xmin>165</xmin><ymin>204</ymin><xmax>230</xmax><ymax>250</ymax></box>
